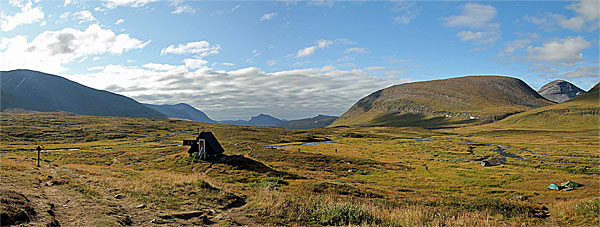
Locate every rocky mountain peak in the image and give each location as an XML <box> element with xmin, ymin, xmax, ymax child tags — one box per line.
<box><xmin>538</xmin><ymin>80</ymin><xmax>585</xmax><ymax>103</ymax></box>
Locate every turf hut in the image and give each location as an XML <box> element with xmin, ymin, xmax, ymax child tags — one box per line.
<box><xmin>183</xmin><ymin>132</ymin><xmax>224</xmax><ymax>160</ymax></box>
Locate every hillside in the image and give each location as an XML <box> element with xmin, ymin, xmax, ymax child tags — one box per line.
<box><xmin>219</xmin><ymin>114</ymin><xmax>284</xmax><ymax>127</ymax></box>
<box><xmin>331</xmin><ymin>76</ymin><xmax>554</xmax><ymax>127</ymax></box>
<box><xmin>0</xmin><ymin>69</ymin><xmax>167</xmax><ymax>119</ymax></box>
<box><xmin>275</xmin><ymin>115</ymin><xmax>337</xmax><ymax>129</ymax></box>
<box><xmin>492</xmin><ymin>83</ymin><xmax>599</xmax><ymax>131</ymax></box>
<box><xmin>538</xmin><ymin>80</ymin><xmax>585</xmax><ymax>103</ymax></box>
<box><xmin>144</xmin><ymin>103</ymin><xmax>216</xmax><ymax>123</ymax></box>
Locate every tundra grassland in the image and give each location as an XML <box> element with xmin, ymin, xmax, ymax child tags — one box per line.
<box><xmin>1</xmin><ymin>112</ymin><xmax>598</xmax><ymax>226</ymax></box>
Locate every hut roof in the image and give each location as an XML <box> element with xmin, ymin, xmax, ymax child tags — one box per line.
<box><xmin>197</xmin><ymin>131</ymin><xmax>224</xmax><ymax>154</ymax></box>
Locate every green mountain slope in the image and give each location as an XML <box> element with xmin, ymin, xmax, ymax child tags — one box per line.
<box><xmin>492</xmin><ymin>83</ymin><xmax>599</xmax><ymax>131</ymax></box>
<box><xmin>331</xmin><ymin>76</ymin><xmax>554</xmax><ymax>127</ymax></box>
<box><xmin>1</xmin><ymin>69</ymin><xmax>167</xmax><ymax>119</ymax></box>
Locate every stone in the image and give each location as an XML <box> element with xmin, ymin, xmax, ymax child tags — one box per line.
<box><xmin>136</xmin><ymin>204</ymin><xmax>146</xmax><ymax>209</ymax></box>
<box><xmin>508</xmin><ymin>195</ymin><xmax>528</xmax><ymax>201</ymax></box>
<box><xmin>122</xmin><ymin>216</ymin><xmax>133</xmax><ymax>225</ymax></box>
<box><xmin>114</xmin><ymin>194</ymin><xmax>123</xmax><ymax>199</ymax></box>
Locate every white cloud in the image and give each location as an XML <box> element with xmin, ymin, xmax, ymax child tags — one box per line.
<box><xmin>526</xmin><ymin>36</ymin><xmax>591</xmax><ymax>67</ymax></box>
<box><xmin>498</xmin><ymin>39</ymin><xmax>531</xmax><ymax>57</ymax></box>
<box><xmin>392</xmin><ymin>0</ymin><xmax>420</xmax><ymax>25</ymax></box>
<box><xmin>442</xmin><ymin>3</ymin><xmax>501</xmax><ymax>44</ymax></box>
<box><xmin>59</xmin><ymin>12</ymin><xmax>70</xmax><ymax>19</ymax></box>
<box><xmin>266</xmin><ymin>60</ymin><xmax>277</xmax><ymax>66</ymax></box>
<box><xmin>443</xmin><ymin>3</ymin><xmax>496</xmax><ymax>29</ymax></box>
<box><xmin>115</xmin><ymin>18</ymin><xmax>124</xmax><ymax>24</ymax></box>
<box><xmin>63</xmin><ymin>64</ymin><xmax>408</xmax><ymax>120</ymax></box>
<box><xmin>103</xmin><ymin>0</ymin><xmax>158</xmax><ymax>9</ymax></box>
<box><xmin>160</xmin><ymin>41</ymin><xmax>220</xmax><ymax>56</ymax></box>
<box><xmin>9</xmin><ymin>0</ymin><xmax>24</xmax><ymax>7</ymax></box>
<box><xmin>307</xmin><ymin>0</ymin><xmax>334</xmax><ymax>8</ymax></box>
<box><xmin>143</xmin><ymin>62</ymin><xmax>179</xmax><ymax>71</ymax></box>
<box><xmin>394</xmin><ymin>13</ymin><xmax>417</xmax><ymax>25</ymax></box>
<box><xmin>172</xmin><ymin>5</ymin><xmax>195</xmax><ymax>14</ymax></box>
<box><xmin>64</xmin><ymin>0</ymin><xmax>71</xmax><ymax>7</ymax></box>
<box><xmin>231</xmin><ymin>5</ymin><xmax>240</xmax><ymax>12</ymax></box>
<box><xmin>568</xmin><ymin>0</ymin><xmax>599</xmax><ymax>22</ymax></box>
<box><xmin>456</xmin><ymin>30</ymin><xmax>499</xmax><ymax>44</ymax></box>
<box><xmin>344</xmin><ymin>47</ymin><xmax>369</xmax><ymax>54</ymax></box>
<box><xmin>221</xmin><ymin>62</ymin><xmax>234</xmax><ymax>66</ymax></box>
<box><xmin>74</xmin><ymin>10</ymin><xmax>96</xmax><ymax>24</ymax></box>
<box><xmin>0</xmin><ymin>1</ymin><xmax>45</xmax><ymax>32</ymax></box>
<box><xmin>524</xmin><ymin>0</ymin><xmax>599</xmax><ymax>31</ymax></box>
<box><xmin>0</xmin><ymin>24</ymin><xmax>150</xmax><ymax>73</ymax></box>
<box><xmin>554</xmin><ymin>14</ymin><xmax>585</xmax><ymax>31</ymax></box>
<box><xmin>563</xmin><ymin>65</ymin><xmax>599</xmax><ymax>79</ymax></box>
<box><xmin>317</xmin><ymin>39</ymin><xmax>333</xmax><ymax>48</ymax></box>
<box><xmin>296</xmin><ymin>46</ymin><xmax>317</xmax><ymax>58</ymax></box>
<box><xmin>183</xmin><ymin>58</ymin><xmax>208</xmax><ymax>69</ymax></box>
<box><xmin>260</xmin><ymin>13</ymin><xmax>277</xmax><ymax>21</ymax></box>
<box><xmin>363</xmin><ymin>66</ymin><xmax>387</xmax><ymax>71</ymax></box>
<box><xmin>294</xmin><ymin>39</ymin><xmax>337</xmax><ymax>58</ymax></box>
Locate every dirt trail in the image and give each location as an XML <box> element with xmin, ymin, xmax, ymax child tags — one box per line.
<box><xmin>2</xmin><ymin>161</ymin><xmax>258</xmax><ymax>226</ymax></box>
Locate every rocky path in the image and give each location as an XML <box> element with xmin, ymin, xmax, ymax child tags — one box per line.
<box><xmin>1</xmin><ymin>160</ymin><xmax>259</xmax><ymax>226</ymax></box>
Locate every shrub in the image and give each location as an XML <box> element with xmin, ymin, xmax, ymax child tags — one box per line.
<box><xmin>248</xmin><ymin>177</ymin><xmax>288</xmax><ymax>188</ymax></box>
<box><xmin>312</xmin><ymin>202</ymin><xmax>375</xmax><ymax>226</ymax></box>
<box><xmin>468</xmin><ymin>197</ymin><xmax>536</xmax><ymax>218</ymax></box>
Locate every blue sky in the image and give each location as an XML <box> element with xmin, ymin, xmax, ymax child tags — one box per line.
<box><xmin>1</xmin><ymin>0</ymin><xmax>598</xmax><ymax>120</ymax></box>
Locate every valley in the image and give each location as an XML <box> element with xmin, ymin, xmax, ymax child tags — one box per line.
<box><xmin>1</xmin><ymin>112</ymin><xmax>598</xmax><ymax>226</ymax></box>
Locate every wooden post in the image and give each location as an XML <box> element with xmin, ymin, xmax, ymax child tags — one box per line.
<box><xmin>36</xmin><ymin>146</ymin><xmax>41</xmax><ymax>167</ymax></box>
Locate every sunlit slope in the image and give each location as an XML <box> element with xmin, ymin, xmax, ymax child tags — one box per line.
<box><xmin>492</xmin><ymin>83</ymin><xmax>599</xmax><ymax>131</ymax></box>
<box><xmin>332</xmin><ymin>76</ymin><xmax>554</xmax><ymax>127</ymax></box>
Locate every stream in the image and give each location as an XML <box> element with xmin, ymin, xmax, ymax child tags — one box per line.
<box><xmin>265</xmin><ymin>139</ymin><xmax>342</xmax><ymax>148</ymax></box>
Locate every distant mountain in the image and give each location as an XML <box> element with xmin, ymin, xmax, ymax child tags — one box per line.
<box><xmin>538</xmin><ymin>80</ymin><xmax>585</xmax><ymax>103</ymax></box>
<box><xmin>494</xmin><ymin>83</ymin><xmax>599</xmax><ymax>131</ymax></box>
<box><xmin>1</xmin><ymin>69</ymin><xmax>167</xmax><ymax>119</ymax></box>
<box><xmin>276</xmin><ymin>115</ymin><xmax>337</xmax><ymax>129</ymax></box>
<box><xmin>331</xmin><ymin>76</ymin><xmax>554</xmax><ymax>127</ymax></box>
<box><xmin>144</xmin><ymin>103</ymin><xmax>216</xmax><ymax>123</ymax></box>
<box><xmin>219</xmin><ymin>114</ymin><xmax>284</xmax><ymax>127</ymax></box>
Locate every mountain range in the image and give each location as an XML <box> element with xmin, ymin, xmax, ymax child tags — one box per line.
<box><xmin>144</xmin><ymin>103</ymin><xmax>216</xmax><ymax>123</ymax></box>
<box><xmin>2</xmin><ymin>70</ymin><xmax>594</xmax><ymax>129</ymax></box>
<box><xmin>495</xmin><ymin>82</ymin><xmax>599</xmax><ymax>131</ymax></box>
<box><xmin>275</xmin><ymin>115</ymin><xmax>337</xmax><ymax>129</ymax></box>
<box><xmin>538</xmin><ymin>80</ymin><xmax>585</xmax><ymax>103</ymax></box>
<box><xmin>331</xmin><ymin>76</ymin><xmax>555</xmax><ymax>127</ymax></box>
<box><xmin>1</xmin><ymin>69</ymin><xmax>166</xmax><ymax>119</ymax></box>
<box><xmin>219</xmin><ymin>114</ymin><xmax>285</xmax><ymax>127</ymax></box>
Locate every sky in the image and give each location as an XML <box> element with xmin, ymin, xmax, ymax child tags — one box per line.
<box><xmin>1</xmin><ymin>0</ymin><xmax>598</xmax><ymax>121</ymax></box>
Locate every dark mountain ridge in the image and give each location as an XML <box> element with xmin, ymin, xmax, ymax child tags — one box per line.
<box><xmin>275</xmin><ymin>115</ymin><xmax>337</xmax><ymax>129</ymax></box>
<box><xmin>219</xmin><ymin>114</ymin><xmax>284</xmax><ymax>127</ymax></box>
<box><xmin>144</xmin><ymin>103</ymin><xmax>216</xmax><ymax>123</ymax></box>
<box><xmin>1</xmin><ymin>69</ymin><xmax>166</xmax><ymax>119</ymax></box>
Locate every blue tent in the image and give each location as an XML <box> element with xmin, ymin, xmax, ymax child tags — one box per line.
<box><xmin>547</xmin><ymin>183</ymin><xmax>559</xmax><ymax>190</ymax></box>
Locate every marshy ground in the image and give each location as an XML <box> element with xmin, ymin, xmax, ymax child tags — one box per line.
<box><xmin>1</xmin><ymin>112</ymin><xmax>598</xmax><ymax>226</ymax></box>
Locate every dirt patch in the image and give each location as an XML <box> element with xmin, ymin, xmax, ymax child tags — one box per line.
<box><xmin>0</xmin><ymin>189</ymin><xmax>36</xmax><ymax>226</ymax></box>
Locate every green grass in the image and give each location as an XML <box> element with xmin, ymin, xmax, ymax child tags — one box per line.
<box><xmin>1</xmin><ymin>112</ymin><xmax>598</xmax><ymax>226</ymax></box>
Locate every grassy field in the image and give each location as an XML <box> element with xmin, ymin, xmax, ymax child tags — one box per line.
<box><xmin>1</xmin><ymin>112</ymin><xmax>598</xmax><ymax>226</ymax></box>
